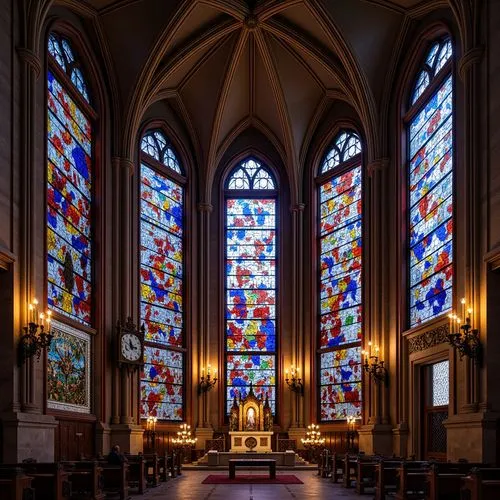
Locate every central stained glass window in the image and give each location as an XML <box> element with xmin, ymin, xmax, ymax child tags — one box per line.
<box><xmin>139</xmin><ymin>130</ymin><xmax>185</xmax><ymax>421</ymax></box>
<box><xmin>225</xmin><ymin>158</ymin><xmax>277</xmax><ymax>415</ymax></box>
<box><xmin>318</xmin><ymin>131</ymin><xmax>363</xmax><ymax>422</ymax></box>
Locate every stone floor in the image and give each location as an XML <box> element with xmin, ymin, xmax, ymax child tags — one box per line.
<box><xmin>136</xmin><ymin>470</ymin><xmax>364</xmax><ymax>499</ymax></box>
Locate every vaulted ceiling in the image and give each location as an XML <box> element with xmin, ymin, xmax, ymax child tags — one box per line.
<box><xmin>74</xmin><ymin>0</ymin><xmax>448</xmax><ymax>188</ymax></box>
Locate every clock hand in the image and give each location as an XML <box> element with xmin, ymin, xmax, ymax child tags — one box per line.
<box><xmin>129</xmin><ymin>339</ymin><xmax>134</xmax><ymax>350</ymax></box>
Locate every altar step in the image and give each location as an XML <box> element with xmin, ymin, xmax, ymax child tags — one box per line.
<box><xmin>185</xmin><ymin>463</ymin><xmax>316</xmax><ymax>470</ymax></box>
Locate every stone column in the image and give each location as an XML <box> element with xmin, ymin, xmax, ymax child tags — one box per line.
<box><xmin>195</xmin><ymin>203</ymin><xmax>214</xmax><ymax>449</ymax></box>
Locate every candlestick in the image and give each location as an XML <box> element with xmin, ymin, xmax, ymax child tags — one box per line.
<box><xmin>368</xmin><ymin>341</ymin><xmax>372</xmax><ymax>357</ymax></box>
<box><xmin>461</xmin><ymin>298</ymin><xmax>465</xmax><ymax>322</ymax></box>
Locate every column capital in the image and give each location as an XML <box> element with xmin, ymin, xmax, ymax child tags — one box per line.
<box><xmin>197</xmin><ymin>202</ymin><xmax>213</xmax><ymax>213</ymax></box>
<box><xmin>367</xmin><ymin>158</ymin><xmax>390</xmax><ymax>178</ymax></box>
<box><xmin>16</xmin><ymin>47</ymin><xmax>41</xmax><ymax>78</ymax></box>
<box><xmin>112</xmin><ymin>157</ymin><xmax>134</xmax><ymax>176</ymax></box>
<box><xmin>290</xmin><ymin>203</ymin><xmax>305</xmax><ymax>213</ymax></box>
<box><xmin>458</xmin><ymin>46</ymin><xmax>484</xmax><ymax>81</ymax></box>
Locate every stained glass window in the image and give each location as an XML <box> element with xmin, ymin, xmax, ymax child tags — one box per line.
<box><xmin>47</xmin><ymin>34</ymin><xmax>93</xmax><ymax>326</ymax></box>
<box><xmin>318</xmin><ymin>131</ymin><xmax>363</xmax><ymax>422</ymax></box>
<box><xmin>139</xmin><ymin>130</ymin><xmax>185</xmax><ymax>421</ymax></box>
<box><xmin>408</xmin><ymin>38</ymin><xmax>453</xmax><ymax>327</ymax></box>
<box><xmin>225</xmin><ymin>159</ymin><xmax>277</xmax><ymax>414</ymax></box>
<box><xmin>431</xmin><ymin>360</ymin><xmax>449</xmax><ymax>407</ymax></box>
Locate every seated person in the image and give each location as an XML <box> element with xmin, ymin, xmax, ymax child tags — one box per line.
<box><xmin>108</xmin><ymin>444</ymin><xmax>128</xmax><ymax>465</ymax></box>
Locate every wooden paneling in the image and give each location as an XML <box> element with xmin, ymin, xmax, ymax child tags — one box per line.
<box><xmin>55</xmin><ymin>419</ymin><xmax>95</xmax><ymax>461</ymax></box>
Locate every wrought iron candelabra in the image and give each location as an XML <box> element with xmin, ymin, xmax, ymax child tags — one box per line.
<box><xmin>362</xmin><ymin>342</ymin><xmax>387</xmax><ymax>384</ymax></box>
<box><xmin>199</xmin><ymin>364</ymin><xmax>217</xmax><ymax>394</ymax></box>
<box><xmin>447</xmin><ymin>298</ymin><xmax>482</xmax><ymax>363</ymax></box>
<box><xmin>285</xmin><ymin>366</ymin><xmax>303</xmax><ymax>394</ymax></box>
<box><xmin>18</xmin><ymin>298</ymin><xmax>54</xmax><ymax>365</ymax></box>
<box><xmin>145</xmin><ymin>416</ymin><xmax>158</xmax><ymax>451</ymax></box>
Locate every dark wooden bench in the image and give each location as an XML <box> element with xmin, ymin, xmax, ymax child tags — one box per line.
<box><xmin>395</xmin><ymin>461</ymin><xmax>430</xmax><ymax>500</ymax></box>
<box><xmin>461</xmin><ymin>468</ymin><xmax>500</xmax><ymax>500</ymax></box>
<box><xmin>124</xmin><ymin>454</ymin><xmax>147</xmax><ymax>493</ymax></box>
<box><xmin>318</xmin><ymin>449</ymin><xmax>332</xmax><ymax>478</ymax></box>
<box><xmin>143</xmin><ymin>453</ymin><xmax>160</xmax><ymax>486</ymax></box>
<box><xmin>375</xmin><ymin>459</ymin><xmax>404</xmax><ymax>500</ymax></box>
<box><xmin>0</xmin><ymin>467</ymin><xmax>34</xmax><ymax>500</ymax></box>
<box><xmin>98</xmin><ymin>461</ymin><xmax>129</xmax><ymax>500</ymax></box>
<box><xmin>157</xmin><ymin>453</ymin><xmax>169</xmax><ymax>482</ymax></box>
<box><xmin>356</xmin><ymin>458</ymin><xmax>379</xmax><ymax>494</ymax></box>
<box><xmin>228</xmin><ymin>459</ymin><xmax>276</xmax><ymax>479</ymax></box>
<box><xmin>1</xmin><ymin>462</ymin><xmax>70</xmax><ymax>500</ymax></box>
<box><xmin>426</xmin><ymin>462</ymin><xmax>486</xmax><ymax>500</ymax></box>
<box><xmin>61</xmin><ymin>460</ymin><xmax>105</xmax><ymax>500</ymax></box>
<box><xmin>331</xmin><ymin>453</ymin><xmax>346</xmax><ymax>484</ymax></box>
<box><xmin>343</xmin><ymin>454</ymin><xmax>358</xmax><ymax>488</ymax></box>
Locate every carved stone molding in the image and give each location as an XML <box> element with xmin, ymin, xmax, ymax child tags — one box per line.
<box><xmin>407</xmin><ymin>323</ymin><xmax>449</xmax><ymax>354</ymax></box>
<box><xmin>112</xmin><ymin>157</ymin><xmax>134</xmax><ymax>176</ymax></box>
<box><xmin>367</xmin><ymin>158</ymin><xmax>390</xmax><ymax>177</ymax></box>
<box><xmin>458</xmin><ymin>46</ymin><xmax>484</xmax><ymax>81</ymax></box>
<box><xmin>16</xmin><ymin>47</ymin><xmax>41</xmax><ymax>78</ymax></box>
<box><xmin>484</xmin><ymin>246</ymin><xmax>500</xmax><ymax>272</ymax></box>
<box><xmin>197</xmin><ymin>202</ymin><xmax>213</xmax><ymax>213</ymax></box>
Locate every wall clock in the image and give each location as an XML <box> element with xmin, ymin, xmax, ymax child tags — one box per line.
<box><xmin>116</xmin><ymin>317</ymin><xmax>145</xmax><ymax>369</ymax></box>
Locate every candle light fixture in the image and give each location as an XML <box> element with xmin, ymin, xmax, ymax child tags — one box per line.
<box><xmin>301</xmin><ymin>423</ymin><xmax>325</xmax><ymax>449</ymax></box>
<box><xmin>198</xmin><ymin>364</ymin><xmax>218</xmax><ymax>394</ymax></box>
<box><xmin>145</xmin><ymin>415</ymin><xmax>157</xmax><ymax>451</ymax></box>
<box><xmin>18</xmin><ymin>298</ymin><xmax>54</xmax><ymax>365</ymax></box>
<box><xmin>285</xmin><ymin>365</ymin><xmax>303</xmax><ymax>394</ymax></box>
<box><xmin>362</xmin><ymin>341</ymin><xmax>387</xmax><ymax>384</ymax></box>
<box><xmin>346</xmin><ymin>416</ymin><xmax>358</xmax><ymax>451</ymax></box>
<box><xmin>447</xmin><ymin>298</ymin><xmax>481</xmax><ymax>363</ymax></box>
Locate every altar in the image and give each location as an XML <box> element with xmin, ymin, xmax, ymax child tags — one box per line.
<box><xmin>228</xmin><ymin>383</ymin><xmax>274</xmax><ymax>452</ymax></box>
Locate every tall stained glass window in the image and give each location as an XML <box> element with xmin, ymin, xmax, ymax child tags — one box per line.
<box><xmin>318</xmin><ymin>131</ymin><xmax>363</xmax><ymax>421</ymax></box>
<box><xmin>47</xmin><ymin>33</ymin><xmax>93</xmax><ymax>326</ymax></box>
<box><xmin>139</xmin><ymin>130</ymin><xmax>185</xmax><ymax>421</ymax></box>
<box><xmin>407</xmin><ymin>38</ymin><xmax>453</xmax><ymax>327</ymax></box>
<box><xmin>225</xmin><ymin>159</ymin><xmax>277</xmax><ymax>415</ymax></box>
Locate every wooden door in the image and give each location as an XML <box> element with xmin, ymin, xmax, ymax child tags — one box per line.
<box><xmin>422</xmin><ymin>360</ymin><xmax>449</xmax><ymax>461</ymax></box>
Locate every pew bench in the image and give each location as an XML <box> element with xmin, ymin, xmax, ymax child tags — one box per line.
<box><xmin>395</xmin><ymin>461</ymin><xmax>430</xmax><ymax>500</ymax></box>
<box><xmin>343</xmin><ymin>455</ymin><xmax>358</xmax><ymax>488</ymax></box>
<box><xmin>98</xmin><ymin>462</ymin><xmax>129</xmax><ymax>500</ymax></box>
<box><xmin>375</xmin><ymin>460</ymin><xmax>404</xmax><ymax>500</ymax></box>
<box><xmin>228</xmin><ymin>459</ymin><xmax>276</xmax><ymax>479</ymax></box>
<box><xmin>124</xmin><ymin>454</ymin><xmax>147</xmax><ymax>493</ymax></box>
<box><xmin>426</xmin><ymin>462</ymin><xmax>486</xmax><ymax>500</ymax></box>
<box><xmin>142</xmin><ymin>453</ymin><xmax>160</xmax><ymax>486</ymax></box>
<box><xmin>331</xmin><ymin>453</ymin><xmax>346</xmax><ymax>484</ymax></box>
<box><xmin>0</xmin><ymin>467</ymin><xmax>34</xmax><ymax>500</ymax></box>
<box><xmin>356</xmin><ymin>459</ymin><xmax>379</xmax><ymax>494</ymax></box>
<box><xmin>61</xmin><ymin>461</ymin><xmax>105</xmax><ymax>500</ymax></box>
<box><xmin>461</xmin><ymin>468</ymin><xmax>500</xmax><ymax>500</ymax></box>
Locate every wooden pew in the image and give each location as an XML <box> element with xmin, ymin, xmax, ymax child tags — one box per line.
<box><xmin>375</xmin><ymin>459</ymin><xmax>404</xmax><ymax>500</ymax></box>
<box><xmin>157</xmin><ymin>453</ymin><xmax>170</xmax><ymax>482</ymax></box>
<box><xmin>143</xmin><ymin>453</ymin><xmax>160</xmax><ymax>486</ymax></box>
<box><xmin>2</xmin><ymin>462</ymin><xmax>70</xmax><ymax>500</ymax></box>
<box><xmin>426</xmin><ymin>462</ymin><xmax>486</xmax><ymax>500</ymax></box>
<box><xmin>356</xmin><ymin>457</ymin><xmax>379</xmax><ymax>494</ymax></box>
<box><xmin>123</xmin><ymin>454</ymin><xmax>146</xmax><ymax>494</ymax></box>
<box><xmin>461</xmin><ymin>468</ymin><xmax>500</xmax><ymax>500</ymax></box>
<box><xmin>331</xmin><ymin>453</ymin><xmax>345</xmax><ymax>484</ymax></box>
<box><xmin>0</xmin><ymin>467</ymin><xmax>34</xmax><ymax>500</ymax></box>
<box><xmin>98</xmin><ymin>461</ymin><xmax>129</xmax><ymax>500</ymax></box>
<box><xmin>318</xmin><ymin>449</ymin><xmax>332</xmax><ymax>478</ymax></box>
<box><xmin>395</xmin><ymin>461</ymin><xmax>430</xmax><ymax>500</ymax></box>
<box><xmin>61</xmin><ymin>461</ymin><xmax>105</xmax><ymax>500</ymax></box>
<box><xmin>343</xmin><ymin>454</ymin><xmax>358</xmax><ymax>488</ymax></box>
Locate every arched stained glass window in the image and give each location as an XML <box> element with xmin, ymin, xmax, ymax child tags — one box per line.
<box><xmin>407</xmin><ymin>37</ymin><xmax>453</xmax><ymax>327</ymax></box>
<box><xmin>225</xmin><ymin>158</ymin><xmax>278</xmax><ymax>415</ymax></box>
<box><xmin>139</xmin><ymin>130</ymin><xmax>185</xmax><ymax>421</ymax></box>
<box><xmin>47</xmin><ymin>33</ymin><xmax>93</xmax><ymax>325</ymax></box>
<box><xmin>318</xmin><ymin>130</ymin><xmax>363</xmax><ymax>422</ymax></box>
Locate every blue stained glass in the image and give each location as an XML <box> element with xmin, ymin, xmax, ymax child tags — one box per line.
<box><xmin>225</xmin><ymin>161</ymin><xmax>277</xmax><ymax>415</ymax></box>
<box><xmin>408</xmin><ymin>41</ymin><xmax>454</xmax><ymax>327</ymax></box>
<box><xmin>140</xmin><ymin>158</ymin><xmax>185</xmax><ymax>420</ymax></box>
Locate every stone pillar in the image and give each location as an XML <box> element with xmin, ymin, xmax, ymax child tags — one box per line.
<box><xmin>358</xmin><ymin>158</ymin><xmax>392</xmax><ymax>455</ymax></box>
<box><xmin>197</xmin><ymin>203</ymin><xmax>213</xmax><ymax>430</ymax></box>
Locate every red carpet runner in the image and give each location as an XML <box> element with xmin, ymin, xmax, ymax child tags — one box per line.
<box><xmin>201</xmin><ymin>474</ymin><xmax>303</xmax><ymax>484</ymax></box>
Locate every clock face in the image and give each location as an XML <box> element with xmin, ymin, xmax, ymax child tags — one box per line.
<box><xmin>121</xmin><ymin>333</ymin><xmax>142</xmax><ymax>362</ymax></box>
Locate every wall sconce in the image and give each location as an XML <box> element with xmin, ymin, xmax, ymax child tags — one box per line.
<box><xmin>199</xmin><ymin>364</ymin><xmax>217</xmax><ymax>394</ymax></box>
<box><xmin>285</xmin><ymin>365</ymin><xmax>303</xmax><ymax>394</ymax></box>
<box><xmin>447</xmin><ymin>298</ymin><xmax>481</xmax><ymax>363</ymax></box>
<box><xmin>18</xmin><ymin>298</ymin><xmax>54</xmax><ymax>365</ymax></box>
<box><xmin>346</xmin><ymin>416</ymin><xmax>358</xmax><ymax>451</ymax></box>
<box><xmin>362</xmin><ymin>342</ymin><xmax>387</xmax><ymax>384</ymax></box>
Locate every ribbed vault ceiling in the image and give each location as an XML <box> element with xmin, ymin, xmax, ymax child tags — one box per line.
<box><xmin>79</xmin><ymin>0</ymin><xmax>439</xmax><ymax>180</ymax></box>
